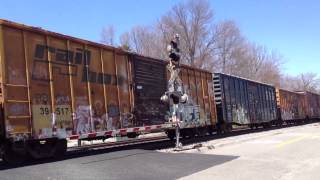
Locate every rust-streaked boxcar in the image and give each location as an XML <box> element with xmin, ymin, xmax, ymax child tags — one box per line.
<box><xmin>132</xmin><ymin>55</ymin><xmax>217</xmax><ymax>131</ymax></box>
<box><xmin>179</xmin><ymin>64</ymin><xmax>217</xmax><ymax>129</ymax></box>
<box><xmin>213</xmin><ymin>73</ymin><xmax>278</xmax><ymax>130</ymax></box>
<box><xmin>304</xmin><ymin>91</ymin><xmax>320</xmax><ymax>120</ymax></box>
<box><xmin>0</xmin><ymin>20</ymin><xmax>136</xmax><ymax>142</ymax></box>
<box><xmin>276</xmin><ymin>89</ymin><xmax>306</xmax><ymax>123</ymax></box>
<box><xmin>0</xmin><ymin>19</ymin><xmax>217</xmax><ymax>162</ymax></box>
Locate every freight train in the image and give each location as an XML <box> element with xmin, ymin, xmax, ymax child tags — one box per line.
<box><xmin>0</xmin><ymin>20</ymin><xmax>319</xmax><ymax>164</ymax></box>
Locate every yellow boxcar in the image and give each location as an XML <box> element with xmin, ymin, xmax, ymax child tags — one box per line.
<box><xmin>0</xmin><ymin>19</ymin><xmax>217</xmax><ymax>163</ymax></box>
<box><xmin>0</xmin><ymin>20</ymin><xmax>134</xmax><ymax>141</ymax></box>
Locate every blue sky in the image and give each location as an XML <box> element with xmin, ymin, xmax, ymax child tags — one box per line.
<box><xmin>0</xmin><ymin>0</ymin><xmax>319</xmax><ymax>76</ymax></box>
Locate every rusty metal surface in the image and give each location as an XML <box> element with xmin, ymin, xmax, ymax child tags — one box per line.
<box><xmin>277</xmin><ymin>89</ymin><xmax>306</xmax><ymax>121</ymax></box>
<box><xmin>133</xmin><ymin>55</ymin><xmax>167</xmax><ymax>126</ymax></box>
<box><xmin>132</xmin><ymin>55</ymin><xmax>217</xmax><ymax>128</ymax></box>
<box><xmin>0</xmin><ymin>20</ymin><xmax>217</xmax><ymax>141</ymax></box>
<box><xmin>214</xmin><ymin>73</ymin><xmax>277</xmax><ymax>125</ymax></box>
<box><xmin>179</xmin><ymin>67</ymin><xmax>216</xmax><ymax>127</ymax></box>
<box><xmin>304</xmin><ymin>92</ymin><xmax>320</xmax><ymax>119</ymax></box>
<box><xmin>0</xmin><ymin>24</ymin><xmax>133</xmax><ymax>140</ymax></box>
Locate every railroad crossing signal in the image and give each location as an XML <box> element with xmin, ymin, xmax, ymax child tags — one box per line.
<box><xmin>167</xmin><ymin>34</ymin><xmax>181</xmax><ymax>64</ymax></box>
<box><xmin>161</xmin><ymin>34</ymin><xmax>188</xmax><ymax>150</ymax></box>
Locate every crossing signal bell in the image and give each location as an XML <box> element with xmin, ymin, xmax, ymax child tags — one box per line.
<box><xmin>167</xmin><ymin>34</ymin><xmax>180</xmax><ymax>64</ymax></box>
<box><xmin>161</xmin><ymin>34</ymin><xmax>188</xmax><ymax>105</ymax></box>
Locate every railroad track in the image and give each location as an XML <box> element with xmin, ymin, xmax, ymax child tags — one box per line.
<box><xmin>67</xmin><ymin>121</ymin><xmax>320</xmax><ymax>155</ymax></box>
<box><xmin>65</xmin><ymin>124</ymin><xmax>287</xmax><ymax>154</ymax></box>
<box><xmin>1</xmin><ymin>122</ymin><xmax>318</xmax><ymax>168</ymax></box>
<box><xmin>67</xmin><ymin>135</ymin><xmax>169</xmax><ymax>153</ymax></box>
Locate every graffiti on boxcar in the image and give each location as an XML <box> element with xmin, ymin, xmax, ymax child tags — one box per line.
<box><xmin>74</xmin><ymin>105</ymin><xmax>91</xmax><ymax>134</ymax></box>
<box><xmin>7</xmin><ymin>66</ymin><xmax>25</xmax><ymax>84</ymax></box>
<box><xmin>120</xmin><ymin>112</ymin><xmax>133</xmax><ymax>128</ymax></box>
<box><xmin>54</xmin><ymin>94</ymin><xmax>72</xmax><ymax>133</ymax></box>
<box><xmin>7</xmin><ymin>103</ymin><xmax>28</xmax><ymax>116</ymax></box>
<box><xmin>32</xmin><ymin>44</ymin><xmax>125</xmax><ymax>86</ymax></box>
<box><xmin>34</xmin><ymin>93</ymin><xmax>50</xmax><ymax>104</ymax></box>
<box><xmin>91</xmin><ymin>101</ymin><xmax>105</xmax><ymax>131</ymax></box>
<box><xmin>281</xmin><ymin>110</ymin><xmax>294</xmax><ymax>120</ymax></box>
<box><xmin>55</xmin><ymin>94</ymin><xmax>70</xmax><ymax>105</ymax></box>
<box><xmin>179</xmin><ymin>105</ymin><xmax>200</xmax><ymax>127</ymax></box>
<box><xmin>55</xmin><ymin>105</ymin><xmax>72</xmax><ymax>128</ymax></box>
<box><xmin>178</xmin><ymin>86</ymin><xmax>205</xmax><ymax>127</ymax></box>
<box><xmin>106</xmin><ymin>104</ymin><xmax>121</xmax><ymax>130</ymax></box>
<box><xmin>232</xmin><ymin>106</ymin><xmax>249</xmax><ymax>124</ymax></box>
<box><xmin>72</xmin><ymin>103</ymin><xmax>124</xmax><ymax>133</ymax></box>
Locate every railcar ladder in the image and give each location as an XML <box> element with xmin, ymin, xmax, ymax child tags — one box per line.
<box><xmin>5</xmin><ymin>83</ymin><xmax>32</xmax><ymax>134</ymax></box>
<box><xmin>213</xmin><ymin>74</ymin><xmax>222</xmax><ymax>105</ymax></box>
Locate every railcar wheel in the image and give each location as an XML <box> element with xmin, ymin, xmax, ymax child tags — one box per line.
<box><xmin>277</xmin><ymin>120</ymin><xmax>283</xmax><ymax>127</ymax></box>
<box><xmin>225</xmin><ymin>124</ymin><xmax>232</xmax><ymax>133</ymax></box>
<box><xmin>127</xmin><ymin>133</ymin><xmax>139</xmax><ymax>138</ymax></box>
<box><xmin>182</xmin><ymin>133</ymin><xmax>187</xmax><ymax>139</ymax></box>
<box><xmin>53</xmin><ymin>139</ymin><xmax>67</xmax><ymax>159</ymax></box>
<box><xmin>187</xmin><ymin>129</ymin><xmax>195</xmax><ymax>138</ymax></box>
<box><xmin>27</xmin><ymin>139</ymin><xmax>66</xmax><ymax>159</ymax></box>
<box><xmin>1</xmin><ymin>143</ymin><xmax>27</xmax><ymax>165</ymax></box>
<box><xmin>198</xmin><ymin>128</ymin><xmax>208</xmax><ymax>137</ymax></box>
<box><xmin>207</xmin><ymin>127</ymin><xmax>214</xmax><ymax>135</ymax></box>
<box><xmin>262</xmin><ymin>123</ymin><xmax>271</xmax><ymax>129</ymax></box>
<box><xmin>167</xmin><ymin>131</ymin><xmax>175</xmax><ymax>141</ymax></box>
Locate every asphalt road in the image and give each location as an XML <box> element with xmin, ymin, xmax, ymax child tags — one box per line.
<box><xmin>178</xmin><ymin>122</ymin><xmax>320</xmax><ymax>180</ymax></box>
<box><xmin>0</xmin><ymin>123</ymin><xmax>319</xmax><ymax>180</ymax></box>
<box><xmin>0</xmin><ymin>147</ymin><xmax>236</xmax><ymax>180</ymax></box>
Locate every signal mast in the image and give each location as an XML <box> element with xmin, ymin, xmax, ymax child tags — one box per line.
<box><xmin>161</xmin><ymin>34</ymin><xmax>188</xmax><ymax>149</ymax></box>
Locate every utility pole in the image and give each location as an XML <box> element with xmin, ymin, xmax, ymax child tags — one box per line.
<box><xmin>161</xmin><ymin>34</ymin><xmax>188</xmax><ymax>150</ymax></box>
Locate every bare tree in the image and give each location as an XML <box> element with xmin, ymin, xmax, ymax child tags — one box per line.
<box><xmin>101</xmin><ymin>25</ymin><xmax>115</xmax><ymax>46</ymax></box>
<box><xmin>213</xmin><ymin>20</ymin><xmax>244</xmax><ymax>73</ymax></box>
<box><xmin>119</xmin><ymin>32</ymin><xmax>131</xmax><ymax>51</ymax></box>
<box><xmin>102</xmin><ymin>0</ymin><xmax>285</xmax><ymax>87</ymax></box>
<box><xmin>299</xmin><ymin>73</ymin><xmax>320</xmax><ymax>91</ymax></box>
<box><xmin>158</xmin><ymin>0</ymin><xmax>216</xmax><ymax>67</ymax></box>
<box><xmin>280</xmin><ymin>72</ymin><xmax>320</xmax><ymax>93</ymax></box>
<box><xmin>247</xmin><ymin>46</ymin><xmax>283</xmax><ymax>86</ymax></box>
<box><xmin>211</xmin><ymin>22</ymin><xmax>282</xmax><ymax>86</ymax></box>
<box><xmin>120</xmin><ymin>25</ymin><xmax>168</xmax><ymax>59</ymax></box>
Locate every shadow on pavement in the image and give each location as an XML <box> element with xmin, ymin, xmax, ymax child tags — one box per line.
<box><xmin>0</xmin><ymin>149</ymin><xmax>238</xmax><ymax>180</ymax></box>
<box><xmin>1</xmin><ymin>122</ymin><xmax>317</xmax><ymax>173</ymax></box>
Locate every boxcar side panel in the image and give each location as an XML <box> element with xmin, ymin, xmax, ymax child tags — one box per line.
<box><xmin>187</xmin><ymin>69</ymin><xmax>198</xmax><ymax>105</ymax></box>
<box><xmin>214</xmin><ymin>73</ymin><xmax>277</xmax><ymax>126</ymax></box>
<box><xmin>0</xmin><ymin>25</ymin><xmax>5</xmax><ymax>138</ymax></box>
<box><xmin>0</xmin><ymin>20</ymin><xmax>219</xmax><ymax>141</ymax></box>
<box><xmin>2</xmin><ymin>26</ymin><xmax>31</xmax><ymax>138</ymax></box>
<box><xmin>179</xmin><ymin>67</ymin><xmax>216</xmax><ymax>127</ymax></box>
<box><xmin>1</xmin><ymin>23</ymin><xmax>136</xmax><ymax>140</ymax></box>
<box><xmin>133</xmin><ymin>56</ymin><xmax>167</xmax><ymax>126</ymax></box>
<box><xmin>116</xmin><ymin>53</ymin><xmax>132</xmax><ymax>128</ymax></box>
<box><xmin>69</xmin><ymin>42</ymin><xmax>90</xmax><ymax>135</ymax></box>
<box><xmin>86</xmin><ymin>45</ymin><xmax>106</xmax><ymax>132</ymax></box>
<box><xmin>195</xmin><ymin>71</ymin><xmax>206</xmax><ymax>126</ymax></box>
<box><xmin>48</xmin><ymin>37</ymin><xmax>73</xmax><ymax>137</ymax></box>
<box><xmin>206</xmin><ymin>73</ymin><xmax>217</xmax><ymax>126</ymax></box>
<box><xmin>305</xmin><ymin>92</ymin><xmax>320</xmax><ymax>119</ymax></box>
<box><xmin>201</xmin><ymin>72</ymin><xmax>210</xmax><ymax>125</ymax></box>
<box><xmin>278</xmin><ymin>89</ymin><xmax>306</xmax><ymax>121</ymax></box>
<box><xmin>102</xmin><ymin>50</ymin><xmax>120</xmax><ymax>130</ymax></box>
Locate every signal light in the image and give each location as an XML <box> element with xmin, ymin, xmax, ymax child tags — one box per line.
<box><xmin>167</xmin><ymin>34</ymin><xmax>180</xmax><ymax>63</ymax></box>
<box><xmin>160</xmin><ymin>94</ymin><xmax>169</xmax><ymax>103</ymax></box>
<box><xmin>180</xmin><ymin>93</ymin><xmax>188</xmax><ymax>104</ymax></box>
<box><xmin>161</xmin><ymin>92</ymin><xmax>188</xmax><ymax>104</ymax></box>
